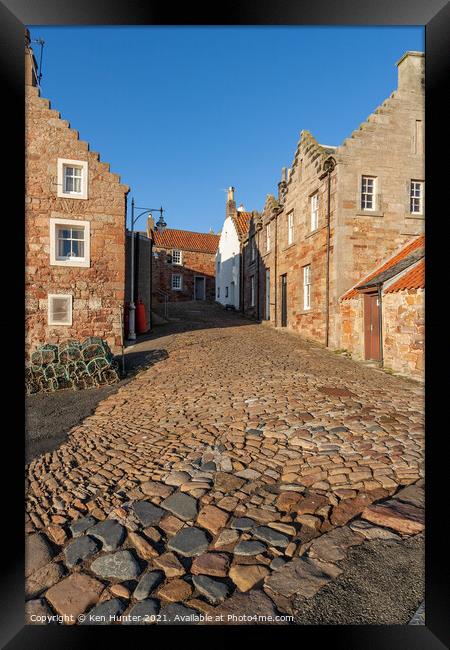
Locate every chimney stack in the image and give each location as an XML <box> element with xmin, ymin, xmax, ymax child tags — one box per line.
<box><xmin>25</xmin><ymin>28</ymin><xmax>38</xmax><ymax>87</ymax></box>
<box><xmin>396</xmin><ymin>51</ymin><xmax>424</xmax><ymax>94</ymax></box>
<box><xmin>278</xmin><ymin>167</ymin><xmax>287</xmax><ymax>203</ymax></box>
<box><xmin>226</xmin><ymin>186</ymin><xmax>237</xmax><ymax>219</ymax></box>
<box><xmin>146</xmin><ymin>215</ymin><xmax>155</xmax><ymax>239</ymax></box>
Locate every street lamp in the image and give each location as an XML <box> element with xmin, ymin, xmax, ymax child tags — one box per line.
<box><xmin>128</xmin><ymin>198</ymin><xmax>166</xmax><ymax>341</ymax></box>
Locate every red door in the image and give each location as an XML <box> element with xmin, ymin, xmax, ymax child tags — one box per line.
<box><xmin>364</xmin><ymin>293</ymin><xmax>381</xmax><ymax>361</ymax></box>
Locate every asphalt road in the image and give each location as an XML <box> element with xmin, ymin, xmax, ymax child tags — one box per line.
<box><xmin>293</xmin><ymin>534</ymin><xmax>425</xmax><ymax>625</ymax></box>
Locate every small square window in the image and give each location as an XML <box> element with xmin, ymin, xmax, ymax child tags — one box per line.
<box><xmin>50</xmin><ymin>218</ymin><xmax>90</xmax><ymax>267</ymax></box>
<box><xmin>172</xmin><ymin>274</ymin><xmax>182</xmax><ymax>290</ymax></box>
<box><xmin>361</xmin><ymin>176</ymin><xmax>376</xmax><ymax>210</ymax></box>
<box><xmin>57</xmin><ymin>159</ymin><xmax>88</xmax><ymax>200</ymax></box>
<box><xmin>172</xmin><ymin>250</ymin><xmax>182</xmax><ymax>265</ymax></box>
<box><xmin>48</xmin><ymin>294</ymin><xmax>72</xmax><ymax>326</ymax></box>
<box><xmin>410</xmin><ymin>180</ymin><xmax>424</xmax><ymax>214</ymax></box>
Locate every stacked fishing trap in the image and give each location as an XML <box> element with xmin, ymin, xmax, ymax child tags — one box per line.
<box><xmin>25</xmin><ymin>337</ymin><xmax>121</xmax><ymax>394</ymax></box>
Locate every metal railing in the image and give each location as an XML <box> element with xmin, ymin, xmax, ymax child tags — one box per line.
<box><xmin>155</xmin><ymin>289</ymin><xmax>169</xmax><ymax>319</ymax></box>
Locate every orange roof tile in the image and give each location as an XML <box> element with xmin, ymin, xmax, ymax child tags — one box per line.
<box><xmin>384</xmin><ymin>259</ymin><xmax>424</xmax><ymax>293</ymax></box>
<box><xmin>153</xmin><ymin>228</ymin><xmax>219</xmax><ymax>254</ymax></box>
<box><xmin>341</xmin><ymin>235</ymin><xmax>424</xmax><ymax>300</ymax></box>
<box><xmin>232</xmin><ymin>211</ymin><xmax>252</xmax><ymax>239</ymax></box>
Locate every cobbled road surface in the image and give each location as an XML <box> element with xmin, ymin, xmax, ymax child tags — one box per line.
<box><xmin>25</xmin><ymin>304</ymin><xmax>424</xmax><ymax>625</ymax></box>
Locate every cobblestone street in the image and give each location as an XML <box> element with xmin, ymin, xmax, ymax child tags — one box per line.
<box><xmin>25</xmin><ymin>305</ymin><xmax>425</xmax><ymax>625</ymax></box>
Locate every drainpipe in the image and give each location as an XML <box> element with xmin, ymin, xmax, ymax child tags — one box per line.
<box><xmin>274</xmin><ymin>214</ymin><xmax>278</xmax><ymax>326</ymax></box>
<box><xmin>321</xmin><ymin>157</ymin><xmax>336</xmax><ymax>347</ymax></box>
<box><xmin>240</xmin><ymin>243</ymin><xmax>244</xmax><ymax>314</ymax></box>
<box><xmin>149</xmin><ymin>236</ymin><xmax>153</xmax><ymax>331</ymax></box>
<box><xmin>256</xmin><ymin>225</ymin><xmax>260</xmax><ymax>321</ymax></box>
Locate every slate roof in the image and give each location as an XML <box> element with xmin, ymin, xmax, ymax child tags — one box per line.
<box><xmin>152</xmin><ymin>229</ymin><xmax>220</xmax><ymax>254</ymax></box>
<box><xmin>385</xmin><ymin>258</ymin><xmax>425</xmax><ymax>293</ymax></box>
<box><xmin>341</xmin><ymin>235</ymin><xmax>425</xmax><ymax>300</ymax></box>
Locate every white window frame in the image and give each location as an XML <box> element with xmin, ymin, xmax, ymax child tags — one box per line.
<box><xmin>250</xmin><ymin>275</ymin><xmax>255</xmax><ymax>307</ymax></box>
<box><xmin>57</xmin><ymin>158</ymin><xmax>88</xmax><ymax>200</ymax></box>
<box><xmin>303</xmin><ymin>265</ymin><xmax>311</xmax><ymax>311</ymax></box>
<box><xmin>310</xmin><ymin>193</ymin><xmax>319</xmax><ymax>231</ymax></box>
<box><xmin>361</xmin><ymin>175</ymin><xmax>376</xmax><ymax>211</ymax></box>
<box><xmin>287</xmin><ymin>212</ymin><xmax>294</xmax><ymax>245</ymax></box>
<box><xmin>171</xmin><ymin>274</ymin><xmax>182</xmax><ymax>291</ymax></box>
<box><xmin>50</xmin><ymin>218</ymin><xmax>90</xmax><ymax>267</ymax></box>
<box><xmin>172</xmin><ymin>249</ymin><xmax>183</xmax><ymax>265</ymax></box>
<box><xmin>48</xmin><ymin>293</ymin><xmax>73</xmax><ymax>326</ymax></box>
<box><xmin>410</xmin><ymin>180</ymin><xmax>424</xmax><ymax>214</ymax></box>
<box><xmin>266</xmin><ymin>224</ymin><xmax>271</xmax><ymax>251</ymax></box>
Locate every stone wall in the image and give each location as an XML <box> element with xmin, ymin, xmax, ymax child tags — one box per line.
<box><xmin>382</xmin><ymin>289</ymin><xmax>424</xmax><ymax>380</ymax></box>
<box><xmin>340</xmin><ymin>297</ymin><xmax>364</xmax><ymax>358</ymax></box>
<box><xmin>152</xmin><ymin>247</ymin><xmax>216</xmax><ymax>304</ymax></box>
<box><xmin>25</xmin><ymin>85</ymin><xmax>129</xmax><ymax>355</ymax></box>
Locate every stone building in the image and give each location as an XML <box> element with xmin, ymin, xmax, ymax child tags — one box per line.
<box><xmin>25</xmin><ymin>32</ymin><xmax>129</xmax><ymax>355</ymax></box>
<box><xmin>242</xmin><ymin>51</ymin><xmax>424</xmax><ymax>355</ymax></box>
<box><xmin>152</xmin><ymin>227</ymin><xmax>219</xmax><ymax>306</ymax></box>
<box><xmin>340</xmin><ymin>235</ymin><xmax>424</xmax><ymax>380</ymax></box>
<box><xmin>215</xmin><ymin>187</ymin><xmax>253</xmax><ymax>309</ymax></box>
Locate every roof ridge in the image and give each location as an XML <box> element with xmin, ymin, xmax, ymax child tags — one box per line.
<box><xmin>161</xmin><ymin>227</ymin><xmax>219</xmax><ymax>237</ymax></box>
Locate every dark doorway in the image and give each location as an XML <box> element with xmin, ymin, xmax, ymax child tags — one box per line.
<box><xmin>364</xmin><ymin>292</ymin><xmax>381</xmax><ymax>360</ymax></box>
<box><xmin>281</xmin><ymin>274</ymin><xmax>287</xmax><ymax>327</ymax></box>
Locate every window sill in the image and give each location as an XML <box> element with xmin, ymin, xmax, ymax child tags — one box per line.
<box><xmin>305</xmin><ymin>226</ymin><xmax>326</xmax><ymax>239</ymax></box>
<box><xmin>281</xmin><ymin>242</ymin><xmax>296</xmax><ymax>252</ymax></box>
<box><xmin>355</xmin><ymin>210</ymin><xmax>384</xmax><ymax>218</ymax></box>
<box><xmin>50</xmin><ymin>259</ymin><xmax>90</xmax><ymax>268</ymax></box>
<box><xmin>406</xmin><ymin>214</ymin><xmax>425</xmax><ymax>220</ymax></box>
<box><xmin>57</xmin><ymin>192</ymin><xmax>88</xmax><ymax>201</ymax></box>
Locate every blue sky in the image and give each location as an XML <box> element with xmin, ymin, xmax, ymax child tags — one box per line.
<box><xmin>28</xmin><ymin>26</ymin><xmax>423</xmax><ymax>233</ymax></box>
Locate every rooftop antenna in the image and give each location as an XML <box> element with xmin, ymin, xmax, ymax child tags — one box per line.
<box><xmin>31</xmin><ymin>37</ymin><xmax>45</xmax><ymax>88</ymax></box>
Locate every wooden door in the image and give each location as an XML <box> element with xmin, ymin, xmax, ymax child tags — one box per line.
<box><xmin>364</xmin><ymin>292</ymin><xmax>381</xmax><ymax>360</ymax></box>
<box><xmin>281</xmin><ymin>275</ymin><xmax>287</xmax><ymax>327</ymax></box>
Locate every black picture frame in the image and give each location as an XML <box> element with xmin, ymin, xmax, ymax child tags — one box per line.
<box><xmin>1</xmin><ymin>0</ymin><xmax>448</xmax><ymax>647</ymax></box>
